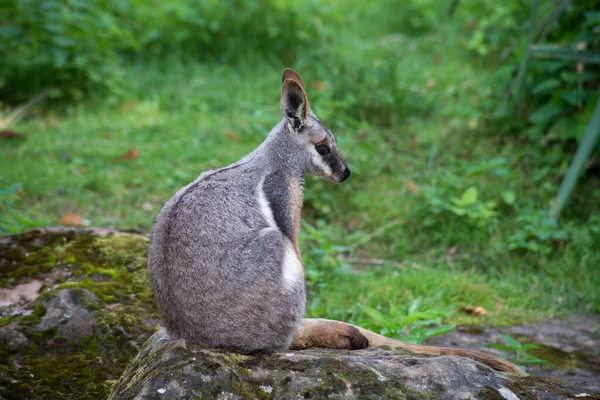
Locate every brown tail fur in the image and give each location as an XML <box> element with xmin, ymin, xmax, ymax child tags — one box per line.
<box><xmin>351</xmin><ymin>323</ymin><xmax>527</xmax><ymax>376</ymax></box>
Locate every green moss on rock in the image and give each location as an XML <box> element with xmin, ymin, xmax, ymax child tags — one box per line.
<box><xmin>0</xmin><ymin>229</ymin><xmax>158</xmax><ymax>400</ymax></box>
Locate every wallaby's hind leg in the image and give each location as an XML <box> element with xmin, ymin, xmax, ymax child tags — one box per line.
<box><xmin>292</xmin><ymin>318</ymin><xmax>526</xmax><ymax>376</ymax></box>
<box><xmin>291</xmin><ymin>318</ymin><xmax>369</xmax><ymax>350</ymax></box>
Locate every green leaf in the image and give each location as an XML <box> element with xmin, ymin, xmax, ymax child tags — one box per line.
<box><xmin>532</xmin><ymin>78</ymin><xmax>560</xmax><ymax>95</ymax></box>
<box><xmin>361</xmin><ymin>306</ymin><xmax>387</xmax><ymax>325</ymax></box>
<box><xmin>500</xmin><ymin>190</ymin><xmax>516</xmax><ymax>205</ymax></box>
<box><xmin>562</xmin><ymin>90</ymin><xmax>586</xmax><ymax>106</ymax></box>
<box><xmin>529</xmin><ymin>103</ymin><xmax>561</xmax><ymax>125</ymax></box>
<box><xmin>408</xmin><ymin>297</ymin><xmax>422</xmax><ymax>314</ymax></box>
<box><xmin>501</xmin><ymin>333</ymin><xmax>522</xmax><ymax>349</ymax></box>
<box><xmin>519</xmin><ymin>344</ymin><xmax>540</xmax><ymax>351</ymax></box>
<box><xmin>552</xmin><ymin>98</ymin><xmax>600</xmax><ymax>217</ymax></box>
<box><xmin>403</xmin><ymin>312</ymin><xmax>440</xmax><ymax>323</ymax></box>
<box><xmin>460</xmin><ymin>186</ymin><xmax>478</xmax><ymax>205</ymax></box>
<box><xmin>422</xmin><ymin>325</ymin><xmax>455</xmax><ymax>339</ymax></box>
<box><xmin>487</xmin><ymin>343</ymin><xmax>518</xmax><ymax>351</ymax></box>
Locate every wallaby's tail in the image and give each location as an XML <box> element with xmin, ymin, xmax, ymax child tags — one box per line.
<box><xmin>352</xmin><ymin>324</ymin><xmax>527</xmax><ymax>376</ymax></box>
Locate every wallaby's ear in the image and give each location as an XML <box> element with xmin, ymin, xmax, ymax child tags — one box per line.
<box><xmin>282</xmin><ymin>68</ymin><xmax>307</xmax><ymax>91</ymax></box>
<box><xmin>281</xmin><ymin>69</ymin><xmax>310</xmax><ymax>131</ymax></box>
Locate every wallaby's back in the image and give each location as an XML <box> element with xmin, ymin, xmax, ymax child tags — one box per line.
<box><xmin>149</xmin><ymin>159</ymin><xmax>306</xmax><ymax>353</ymax></box>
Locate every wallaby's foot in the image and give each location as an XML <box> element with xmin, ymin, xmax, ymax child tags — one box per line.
<box><xmin>291</xmin><ymin>318</ymin><xmax>369</xmax><ymax>350</ymax></box>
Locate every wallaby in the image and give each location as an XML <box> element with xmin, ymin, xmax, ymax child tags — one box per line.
<box><xmin>147</xmin><ymin>68</ymin><xmax>525</xmax><ymax>376</ymax></box>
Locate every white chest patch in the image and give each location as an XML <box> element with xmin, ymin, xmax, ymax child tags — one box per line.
<box><xmin>256</xmin><ymin>177</ymin><xmax>303</xmax><ymax>289</ymax></box>
<box><xmin>282</xmin><ymin>240</ymin><xmax>303</xmax><ymax>290</ymax></box>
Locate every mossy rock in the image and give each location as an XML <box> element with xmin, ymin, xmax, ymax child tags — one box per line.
<box><xmin>109</xmin><ymin>329</ymin><xmax>600</xmax><ymax>400</ymax></box>
<box><xmin>0</xmin><ymin>228</ymin><xmax>159</xmax><ymax>400</ymax></box>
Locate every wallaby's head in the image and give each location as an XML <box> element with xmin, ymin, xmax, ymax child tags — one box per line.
<box><xmin>280</xmin><ymin>68</ymin><xmax>351</xmax><ymax>183</ymax></box>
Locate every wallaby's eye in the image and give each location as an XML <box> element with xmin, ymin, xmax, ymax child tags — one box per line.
<box><xmin>315</xmin><ymin>145</ymin><xmax>330</xmax><ymax>155</ymax></box>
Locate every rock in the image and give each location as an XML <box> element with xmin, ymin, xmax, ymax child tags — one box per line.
<box><xmin>32</xmin><ymin>288</ymin><xmax>99</xmax><ymax>340</ymax></box>
<box><xmin>2</xmin><ymin>228</ymin><xmax>600</xmax><ymax>400</ymax></box>
<box><xmin>425</xmin><ymin>314</ymin><xmax>600</xmax><ymax>387</ymax></box>
<box><xmin>109</xmin><ymin>329</ymin><xmax>600</xmax><ymax>400</ymax></box>
<box><xmin>0</xmin><ymin>228</ymin><xmax>158</xmax><ymax>400</ymax></box>
<box><xmin>0</xmin><ymin>325</ymin><xmax>28</xmax><ymax>350</ymax></box>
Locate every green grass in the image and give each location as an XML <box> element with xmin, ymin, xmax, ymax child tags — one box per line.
<box><xmin>1</xmin><ymin>9</ymin><xmax>599</xmax><ymax>340</ymax></box>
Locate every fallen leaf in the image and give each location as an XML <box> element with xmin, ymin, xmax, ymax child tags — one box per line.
<box><xmin>122</xmin><ymin>148</ymin><xmax>139</xmax><ymax>160</ymax></box>
<box><xmin>105</xmin><ymin>303</ymin><xmax>122</xmax><ymax>311</ymax></box>
<box><xmin>460</xmin><ymin>306</ymin><xmax>490</xmax><ymax>316</ymax></box>
<box><xmin>312</xmin><ymin>81</ymin><xmax>327</xmax><ymax>90</ymax></box>
<box><xmin>0</xmin><ymin>130</ymin><xmax>26</xmax><ymax>140</ymax></box>
<box><xmin>59</xmin><ymin>213</ymin><xmax>84</xmax><ymax>227</ymax></box>
<box><xmin>406</xmin><ymin>180</ymin><xmax>419</xmax><ymax>194</ymax></box>
<box><xmin>113</xmin><ymin>147</ymin><xmax>140</xmax><ymax>162</ymax></box>
<box><xmin>225</xmin><ymin>129</ymin><xmax>241</xmax><ymax>143</ymax></box>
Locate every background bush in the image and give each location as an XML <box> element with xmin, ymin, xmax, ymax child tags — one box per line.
<box><xmin>0</xmin><ymin>0</ymin><xmax>337</xmax><ymax>103</ymax></box>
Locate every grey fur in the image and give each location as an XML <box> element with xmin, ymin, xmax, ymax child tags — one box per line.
<box><xmin>148</xmin><ymin>70</ymin><xmax>350</xmax><ymax>353</ymax></box>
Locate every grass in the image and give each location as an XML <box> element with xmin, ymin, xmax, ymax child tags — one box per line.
<box><xmin>1</xmin><ymin>6</ymin><xmax>599</xmax><ymax>340</ymax></box>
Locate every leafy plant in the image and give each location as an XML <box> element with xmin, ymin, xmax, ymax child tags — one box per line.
<box><xmin>487</xmin><ymin>333</ymin><xmax>556</xmax><ymax>370</ymax></box>
<box><xmin>508</xmin><ymin>208</ymin><xmax>569</xmax><ymax>254</ymax></box>
<box><xmin>360</xmin><ymin>297</ymin><xmax>455</xmax><ymax>344</ymax></box>
<box><xmin>411</xmin><ymin>159</ymin><xmax>511</xmax><ymax>228</ymax></box>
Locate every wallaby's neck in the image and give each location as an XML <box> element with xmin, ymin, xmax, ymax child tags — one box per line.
<box><xmin>246</xmin><ymin>119</ymin><xmax>308</xmax><ymax>184</ymax></box>
<box><xmin>243</xmin><ymin>119</ymin><xmax>306</xmax><ymax>256</ymax></box>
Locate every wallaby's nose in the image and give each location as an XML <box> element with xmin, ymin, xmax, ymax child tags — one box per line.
<box><xmin>342</xmin><ymin>168</ymin><xmax>351</xmax><ymax>181</ymax></box>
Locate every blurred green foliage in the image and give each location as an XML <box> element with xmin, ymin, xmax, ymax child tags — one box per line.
<box><xmin>0</xmin><ymin>0</ymin><xmax>336</xmax><ymax>102</ymax></box>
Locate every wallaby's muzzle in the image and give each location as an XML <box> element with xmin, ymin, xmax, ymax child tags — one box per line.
<box><xmin>341</xmin><ymin>167</ymin><xmax>351</xmax><ymax>182</ymax></box>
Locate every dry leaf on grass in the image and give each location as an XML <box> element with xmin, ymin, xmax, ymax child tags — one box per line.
<box><xmin>460</xmin><ymin>306</ymin><xmax>490</xmax><ymax>316</ymax></box>
<box><xmin>113</xmin><ymin>147</ymin><xmax>140</xmax><ymax>162</ymax></box>
<box><xmin>59</xmin><ymin>213</ymin><xmax>84</xmax><ymax>227</ymax></box>
<box><xmin>312</xmin><ymin>81</ymin><xmax>327</xmax><ymax>90</ymax></box>
<box><xmin>225</xmin><ymin>129</ymin><xmax>241</xmax><ymax>142</ymax></box>
<box><xmin>406</xmin><ymin>180</ymin><xmax>419</xmax><ymax>194</ymax></box>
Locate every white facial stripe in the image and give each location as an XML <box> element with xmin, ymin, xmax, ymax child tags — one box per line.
<box><xmin>282</xmin><ymin>240</ymin><xmax>303</xmax><ymax>290</ymax></box>
<box><xmin>257</xmin><ymin>177</ymin><xmax>277</xmax><ymax>229</ymax></box>
<box><xmin>311</xmin><ymin>148</ymin><xmax>332</xmax><ymax>176</ymax></box>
